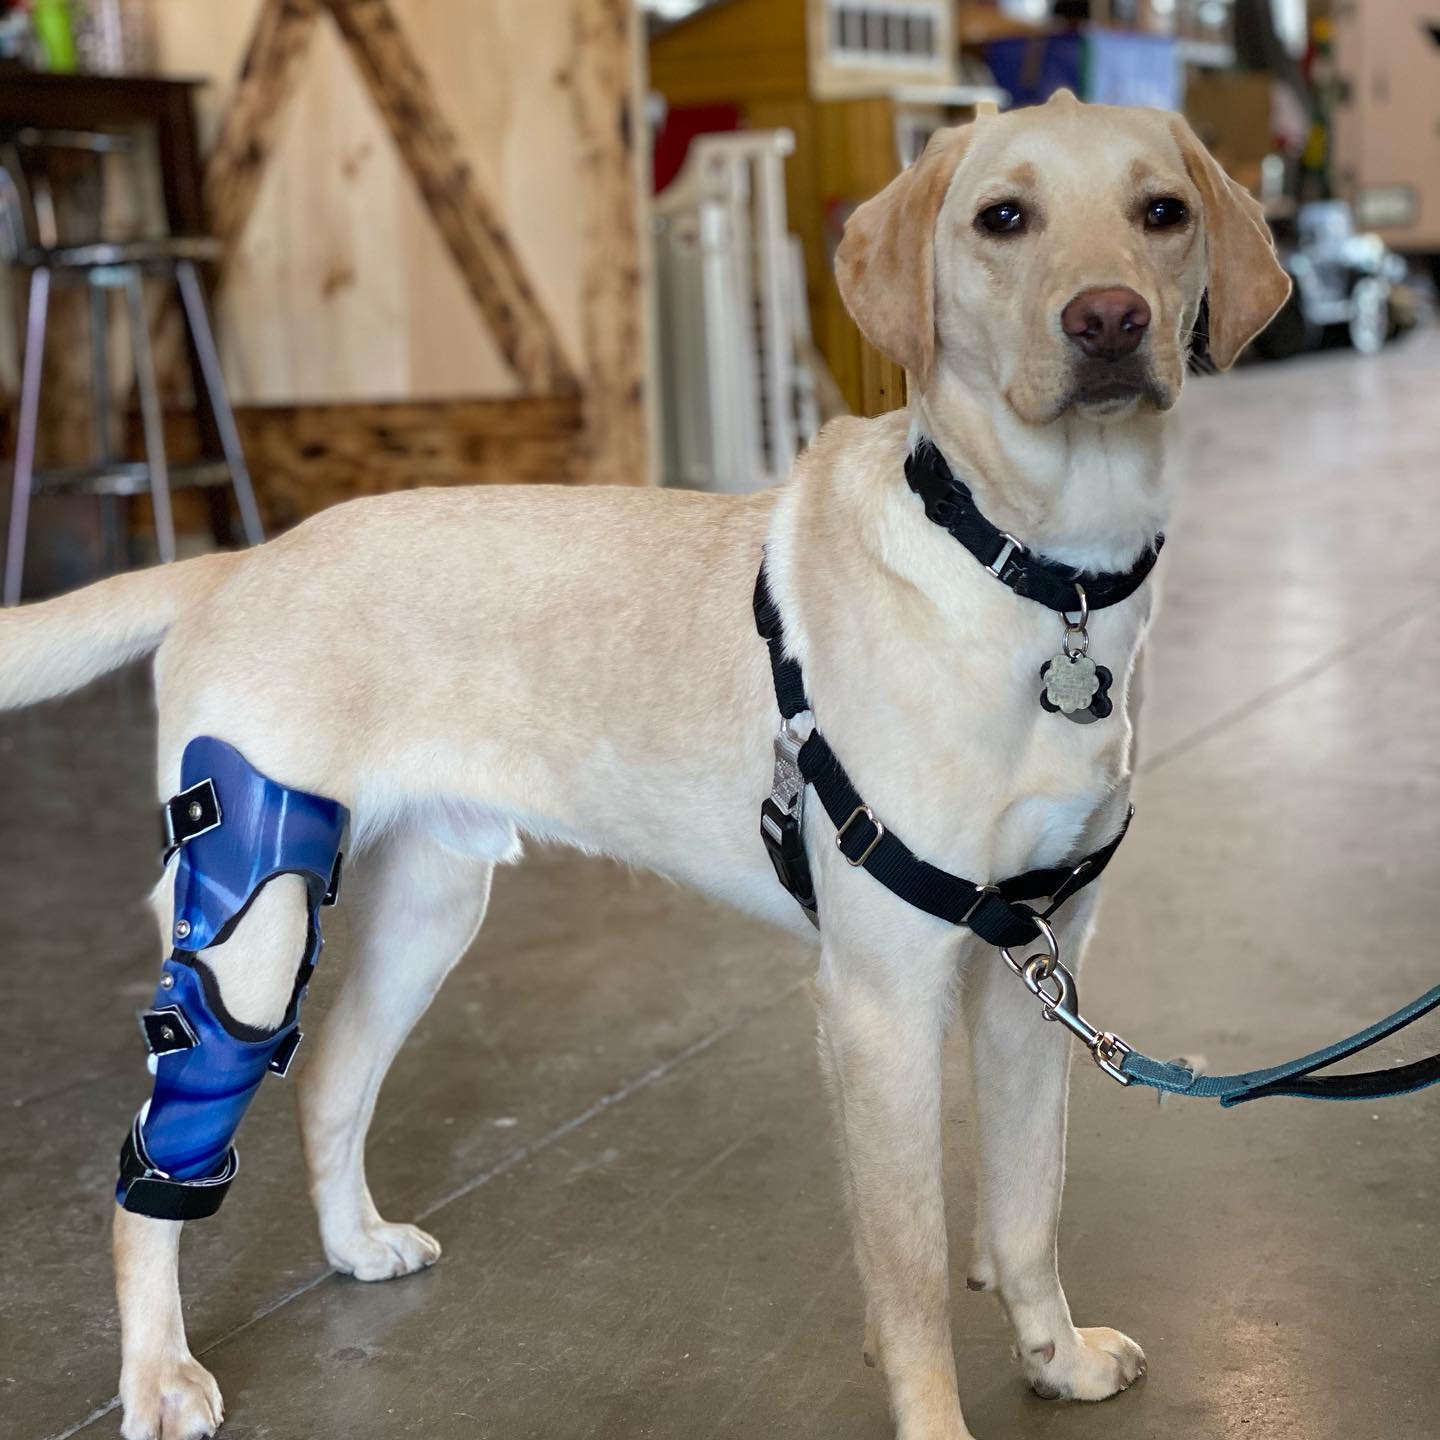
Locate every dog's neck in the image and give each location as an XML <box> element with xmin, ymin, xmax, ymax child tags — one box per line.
<box><xmin>909</xmin><ymin>366</ymin><xmax>1175</xmax><ymax>575</ymax></box>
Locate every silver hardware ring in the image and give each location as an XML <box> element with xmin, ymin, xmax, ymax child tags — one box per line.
<box><xmin>836</xmin><ymin>805</ymin><xmax>885</xmax><ymax>867</ymax></box>
<box><xmin>999</xmin><ymin>912</ymin><xmax>1059</xmax><ymax>982</ymax></box>
<box><xmin>1022</xmin><ymin>953</ymin><xmax>1071</xmax><ymax>1019</ymax></box>
<box><xmin>1062</xmin><ymin>583</ymin><xmax>1090</xmax><ymax>659</ymax></box>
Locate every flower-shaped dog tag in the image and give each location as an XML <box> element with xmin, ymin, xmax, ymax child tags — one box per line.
<box><xmin>1040</xmin><ymin>654</ymin><xmax>1113</xmax><ymax>724</ymax></box>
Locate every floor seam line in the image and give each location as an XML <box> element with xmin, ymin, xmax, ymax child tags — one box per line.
<box><xmin>1140</xmin><ymin>596</ymin><xmax>1433</xmax><ymax>775</ymax></box>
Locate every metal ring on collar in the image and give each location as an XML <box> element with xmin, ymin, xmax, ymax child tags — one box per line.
<box><xmin>1065</xmin><ymin>582</ymin><xmax>1090</xmax><ymax>631</ymax></box>
<box><xmin>1000</xmin><ymin>912</ymin><xmax>1059</xmax><ymax>981</ymax></box>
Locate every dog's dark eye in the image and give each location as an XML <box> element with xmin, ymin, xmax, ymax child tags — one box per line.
<box><xmin>976</xmin><ymin>201</ymin><xmax>1026</xmax><ymax>235</ymax></box>
<box><xmin>1144</xmin><ymin>197</ymin><xmax>1189</xmax><ymax>230</ymax></box>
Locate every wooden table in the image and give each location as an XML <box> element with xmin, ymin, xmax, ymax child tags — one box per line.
<box><xmin>0</xmin><ymin>70</ymin><xmax>209</xmax><ymax>240</ymax></box>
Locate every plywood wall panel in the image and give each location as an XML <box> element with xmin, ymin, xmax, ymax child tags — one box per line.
<box><xmin>147</xmin><ymin>0</ymin><xmax>644</xmax><ymax>415</ymax></box>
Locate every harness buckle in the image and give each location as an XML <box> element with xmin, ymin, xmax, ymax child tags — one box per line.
<box><xmin>761</xmin><ymin>723</ymin><xmax>817</xmax><ymax>922</ymax></box>
<box><xmin>836</xmin><ymin>805</ymin><xmax>885</xmax><ymax>866</ymax></box>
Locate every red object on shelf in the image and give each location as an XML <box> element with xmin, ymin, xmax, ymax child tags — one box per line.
<box><xmin>652</xmin><ymin>102</ymin><xmax>741</xmax><ymax>194</ymax></box>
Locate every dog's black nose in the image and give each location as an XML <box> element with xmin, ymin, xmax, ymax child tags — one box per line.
<box><xmin>1061</xmin><ymin>287</ymin><xmax>1151</xmax><ymax>360</ymax></box>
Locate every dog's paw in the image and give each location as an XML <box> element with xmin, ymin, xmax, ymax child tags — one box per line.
<box><xmin>1023</xmin><ymin>1325</ymin><xmax>1146</xmax><ymax>1402</ymax></box>
<box><xmin>119</xmin><ymin>1352</ymin><xmax>223</xmax><ymax>1440</ymax></box>
<box><xmin>325</xmin><ymin>1219</ymin><xmax>442</xmax><ymax>1281</ymax></box>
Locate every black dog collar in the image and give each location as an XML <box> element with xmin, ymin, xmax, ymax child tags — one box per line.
<box><xmin>903</xmin><ymin>442</ymin><xmax>1164</xmax><ymax>613</ymax></box>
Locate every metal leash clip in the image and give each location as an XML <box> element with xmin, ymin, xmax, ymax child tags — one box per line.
<box><xmin>1001</xmin><ymin>916</ymin><xmax>1133</xmax><ymax>1085</ymax></box>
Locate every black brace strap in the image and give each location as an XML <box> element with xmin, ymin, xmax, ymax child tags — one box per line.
<box><xmin>753</xmin><ymin>562</ymin><xmax>1129</xmax><ymax>943</ymax></box>
<box><xmin>904</xmin><ymin>442</ymin><xmax>1164</xmax><ymax>613</ymax></box>
<box><xmin>161</xmin><ymin>777</ymin><xmax>221</xmax><ymax>864</ymax></box>
<box><xmin>117</xmin><ymin>1113</ymin><xmax>238</xmax><ymax>1221</ymax></box>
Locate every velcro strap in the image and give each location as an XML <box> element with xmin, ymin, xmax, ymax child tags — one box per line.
<box><xmin>117</xmin><ymin>1113</ymin><xmax>238</xmax><ymax>1221</ymax></box>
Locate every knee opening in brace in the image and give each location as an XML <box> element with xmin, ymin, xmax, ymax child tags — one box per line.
<box><xmin>117</xmin><ymin>737</ymin><xmax>348</xmax><ymax>1222</ymax></box>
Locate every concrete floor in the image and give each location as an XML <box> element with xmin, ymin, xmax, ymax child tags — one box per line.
<box><xmin>4</xmin><ymin>333</ymin><xmax>1440</xmax><ymax>1440</ymax></box>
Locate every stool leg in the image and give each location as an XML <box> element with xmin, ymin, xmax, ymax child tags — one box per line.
<box><xmin>3</xmin><ymin>267</ymin><xmax>51</xmax><ymax>608</ymax></box>
<box><xmin>176</xmin><ymin>261</ymin><xmax>264</xmax><ymax>547</ymax></box>
<box><xmin>124</xmin><ymin>268</ymin><xmax>176</xmax><ymax>566</ymax></box>
<box><xmin>91</xmin><ymin>280</ymin><xmax>126</xmax><ymax>575</ymax></box>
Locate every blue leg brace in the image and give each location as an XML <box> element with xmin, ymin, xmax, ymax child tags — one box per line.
<box><xmin>116</xmin><ymin>736</ymin><xmax>348</xmax><ymax>1221</ymax></box>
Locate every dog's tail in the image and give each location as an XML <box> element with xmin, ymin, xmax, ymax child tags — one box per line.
<box><xmin>0</xmin><ymin>553</ymin><xmax>229</xmax><ymax>711</ymax></box>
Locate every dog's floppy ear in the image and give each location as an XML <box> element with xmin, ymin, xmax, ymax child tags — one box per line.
<box><xmin>1168</xmin><ymin>115</ymin><xmax>1291</xmax><ymax>370</ymax></box>
<box><xmin>834</xmin><ymin>126</ymin><xmax>973</xmax><ymax>381</ymax></box>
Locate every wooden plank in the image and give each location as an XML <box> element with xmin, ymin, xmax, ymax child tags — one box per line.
<box><xmin>571</xmin><ymin>0</ymin><xmax>651</xmax><ymax>485</ymax></box>
<box><xmin>322</xmin><ymin>0</ymin><xmax>578</xmax><ymax>394</ymax></box>
<box><xmin>232</xmin><ymin>395</ymin><xmax>584</xmax><ymax>524</ymax></box>
<box><xmin>205</xmin><ymin>0</ymin><xmax>321</xmax><ymax>260</ymax></box>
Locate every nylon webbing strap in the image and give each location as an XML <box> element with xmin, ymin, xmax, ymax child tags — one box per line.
<box><xmin>904</xmin><ymin>443</ymin><xmax>1164</xmax><ymax>613</ymax></box>
<box><xmin>752</xmin><ymin>561</ymin><xmax>1128</xmax><ymax>947</ymax></box>
<box><xmin>1120</xmin><ymin>983</ymin><xmax>1440</xmax><ymax>1106</ymax></box>
<box><xmin>753</xmin><ymin>567</ymin><xmax>809</xmax><ymax>719</ymax></box>
<box><xmin>798</xmin><ymin>730</ymin><xmax>1130</xmax><ymax>947</ymax></box>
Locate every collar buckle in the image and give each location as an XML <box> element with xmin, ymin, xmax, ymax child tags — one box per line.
<box><xmin>986</xmin><ymin>532</ymin><xmax>1024</xmax><ymax>579</ymax></box>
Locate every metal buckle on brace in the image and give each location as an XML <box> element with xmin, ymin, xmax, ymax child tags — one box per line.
<box><xmin>836</xmin><ymin>805</ymin><xmax>885</xmax><ymax>866</ymax></box>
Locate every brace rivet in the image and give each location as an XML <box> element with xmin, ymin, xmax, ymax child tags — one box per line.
<box><xmin>160</xmin><ymin>1025</ymin><xmax>175</xmax><ymax>1042</ymax></box>
<box><xmin>160</xmin><ymin>974</ymin><xmax>175</xmax><ymax>990</ymax></box>
<box><xmin>174</xmin><ymin>919</ymin><xmax>191</xmax><ymax>940</ymax></box>
<box><xmin>187</xmin><ymin>801</ymin><xmax>203</xmax><ymax>821</ymax></box>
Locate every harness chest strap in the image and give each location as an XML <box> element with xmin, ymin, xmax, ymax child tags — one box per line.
<box><xmin>754</xmin><ymin>564</ymin><xmax>1124</xmax><ymax>950</ymax></box>
<box><xmin>754</xmin><ymin>557</ymin><xmax>1440</xmax><ymax>1106</ymax></box>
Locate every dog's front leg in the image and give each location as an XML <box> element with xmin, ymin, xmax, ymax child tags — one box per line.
<box><xmin>114</xmin><ymin>1211</ymin><xmax>223</xmax><ymax>1440</ymax></box>
<box><xmin>962</xmin><ymin>894</ymin><xmax>1145</xmax><ymax>1402</ymax></box>
<box><xmin>816</xmin><ymin>923</ymin><xmax>974</xmax><ymax>1440</ymax></box>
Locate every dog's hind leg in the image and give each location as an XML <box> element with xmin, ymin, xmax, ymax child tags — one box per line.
<box><xmin>962</xmin><ymin>891</ymin><xmax>1146</xmax><ymax>1403</ymax></box>
<box><xmin>116</xmin><ymin>872</ymin><xmax>316</xmax><ymax>1440</ymax></box>
<box><xmin>297</xmin><ymin>822</ymin><xmax>497</xmax><ymax>1281</ymax></box>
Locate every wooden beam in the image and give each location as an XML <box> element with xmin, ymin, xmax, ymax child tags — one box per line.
<box><xmin>232</xmin><ymin>395</ymin><xmax>584</xmax><ymax>525</ymax></box>
<box><xmin>205</xmin><ymin>0</ymin><xmax>321</xmax><ymax>262</ymax></box>
<box><xmin>571</xmin><ymin>0</ymin><xmax>652</xmax><ymax>485</ymax></box>
<box><xmin>322</xmin><ymin>0</ymin><xmax>579</xmax><ymax>394</ymax></box>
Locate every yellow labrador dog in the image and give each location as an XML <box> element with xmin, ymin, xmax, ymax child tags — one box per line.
<box><xmin>0</xmin><ymin>94</ymin><xmax>1287</xmax><ymax>1440</ymax></box>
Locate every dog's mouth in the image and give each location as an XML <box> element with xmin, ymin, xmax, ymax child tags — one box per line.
<box><xmin>1063</xmin><ymin>359</ymin><xmax>1169</xmax><ymax>416</ymax></box>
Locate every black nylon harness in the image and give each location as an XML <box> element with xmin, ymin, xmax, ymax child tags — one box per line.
<box><xmin>753</xmin><ymin>565</ymin><xmax>1130</xmax><ymax>948</ymax></box>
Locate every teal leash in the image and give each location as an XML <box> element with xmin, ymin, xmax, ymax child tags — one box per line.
<box><xmin>1003</xmin><ymin>918</ymin><xmax>1440</xmax><ymax>1105</ymax></box>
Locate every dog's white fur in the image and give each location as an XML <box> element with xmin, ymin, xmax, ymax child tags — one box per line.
<box><xmin>0</xmin><ymin>96</ymin><xmax>1288</xmax><ymax>1440</ymax></box>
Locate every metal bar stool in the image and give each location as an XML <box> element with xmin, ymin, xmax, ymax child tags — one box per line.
<box><xmin>1</xmin><ymin>127</ymin><xmax>263</xmax><ymax>607</ymax></box>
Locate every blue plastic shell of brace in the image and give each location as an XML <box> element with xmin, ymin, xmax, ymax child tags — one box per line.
<box><xmin>173</xmin><ymin>735</ymin><xmax>347</xmax><ymax>953</ymax></box>
<box><xmin>127</xmin><ymin>958</ymin><xmax>296</xmax><ymax>1184</ymax></box>
<box><xmin>116</xmin><ymin>737</ymin><xmax>347</xmax><ymax>1208</ymax></box>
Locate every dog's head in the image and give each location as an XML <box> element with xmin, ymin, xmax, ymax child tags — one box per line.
<box><xmin>835</xmin><ymin>92</ymin><xmax>1291</xmax><ymax>426</ymax></box>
